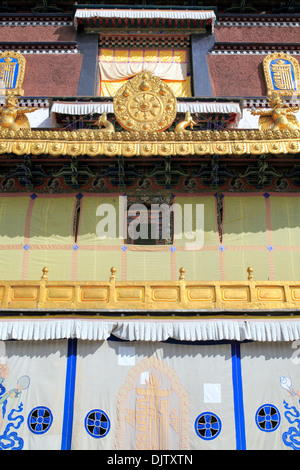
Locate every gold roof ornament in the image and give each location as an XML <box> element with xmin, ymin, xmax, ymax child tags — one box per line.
<box><xmin>251</xmin><ymin>91</ymin><xmax>300</xmax><ymax>131</ymax></box>
<box><xmin>0</xmin><ymin>91</ymin><xmax>37</xmax><ymax>131</ymax></box>
<box><xmin>94</xmin><ymin>111</ymin><xmax>115</xmax><ymax>133</ymax></box>
<box><xmin>175</xmin><ymin>111</ymin><xmax>197</xmax><ymax>133</ymax></box>
<box><xmin>113</xmin><ymin>71</ymin><xmax>177</xmax><ymax>132</ymax></box>
<box><xmin>263</xmin><ymin>52</ymin><xmax>300</xmax><ymax>98</ymax></box>
<box><xmin>41</xmin><ymin>267</ymin><xmax>49</xmax><ymax>280</ymax></box>
<box><xmin>0</xmin><ymin>51</ymin><xmax>26</xmax><ymax>96</ymax></box>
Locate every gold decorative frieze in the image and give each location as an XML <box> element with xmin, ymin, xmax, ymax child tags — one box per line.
<box><xmin>0</xmin><ymin>128</ymin><xmax>299</xmax><ymax>157</ymax></box>
<box><xmin>1</xmin><ymin>267</ymin><xmax>300</xmax><ymax>314</ymax></box>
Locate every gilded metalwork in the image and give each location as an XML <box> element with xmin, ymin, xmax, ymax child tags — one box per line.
<box><xmin>0</xmin><ymin>126</ymin><xmax>299</xmax><ymax>157</ymax></box>
<box><xmin>263</xmin><ymin>52</ymin><xmax>300</xmax><ymax>97</ymax></box>
<box><xmin>95</xmin><ymin>111</ymin><xmax>115</xmax><ymax>133</ymax></box>
<box><xmin>0</xmin><ymin>91</ymin><xmax>37</xmax><ymax>131</ymax></box>
<box><xmin>1</xmin><ymin>266</ymin><xmax>300</xmax><ymax>313</ymax></box>
<box><xmin>175</xmin><ymin>111</ymin><xmax>197</xmax><ymax>132</ymax></box>
<box><xmin>0</xmin><ymin>51</ymin><xmax>26</xmax><ymax>95</ymax></box>
<box><xmin>113</xmin><ymin>71</ymin><xmax>177</xmax><ymax>132</ymax></box>
<box><xmin>0</xmin><ymin>65</ymin><xmax>298</xmax><ymax>158</ymax></box>
<box><xmin>251</xmin><ymin>91</ymin><xmax>300</xmax><ymax>131</ymax></box>
<box><xmin>247</xmin><ymin>267</ymin><xmax>254</xmax><ymax>281</ymax></box>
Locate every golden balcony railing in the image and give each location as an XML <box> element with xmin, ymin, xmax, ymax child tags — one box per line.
<box><xmin>0</xmin><ymin>267</ymin><xmax>299</xmax><ymax>314</ymax></box>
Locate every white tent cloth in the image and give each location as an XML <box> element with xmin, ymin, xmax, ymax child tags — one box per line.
<box><xmin>74</xmin><ymin>8</ymin><xmax>217</xmax><ymax>27</ymax></box>
<box><xmin>0</xmin><ymin>317</ymin><xmax>299</xmax><ymax>342</ymax></box>
<box><xmin>50</xmin><ymin>101</ymin><xmax>241</xmax><ymax>116</ymax></box>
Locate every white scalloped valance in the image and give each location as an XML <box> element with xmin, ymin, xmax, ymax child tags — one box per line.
<box><xmin>74</xmin><ymin>8</ymin><xmax>216</xmax><ymax>27</ymax></box>
<box><xmin>176</xmin><ymin>101</ymin><xmax>241</xmax><ymax>115</ymax></box>
<box><xmin>51</xmin><ymin>102</ymin><xmax>114</xmax><ymax>115</ymax></box>
<box><xmin>0</xmin><ymin>318</ymin><xmax>299</xmax><ymax>342</ymax></box>
<box><xmin>51</xmin><ymin>101</ymin><xmax>241</xmax><ymax>116</ymax></box>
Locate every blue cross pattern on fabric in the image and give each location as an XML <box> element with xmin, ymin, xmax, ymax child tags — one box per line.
<box><xmin>27</xmin><ymin>406</ymin><xmax>53</xmax><ymax>435</ymax></box>
<box><xmin>255</xmin><ymin>404</ymin><xmax>281</xmax><ymax>432</ymax></box>
<box><xmin>194</xmin><ymin>412</ymin><xmax>222</xmax><ymax>440</ymax></box>
<box><xmin>84</xmin><ymin>409</ymin><xmax>111</xmax><ymax>438</ymax></box>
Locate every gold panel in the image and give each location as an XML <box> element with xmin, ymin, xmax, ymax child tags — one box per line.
<box><xmin>11</xmin><ymin>286</ymin><xmax>38</xmax><ymax>301</ymax></box>
<box><xmin>86</xmin><ymin>142</ymin><xmax>101</xmax><ymax>156</ymax></box>
<box><xmin>140</xmin><ymin>143</ymin><xmax>157</xmax><ymax>156</ymax></box>
<box><xmin>186</xmin><ymin>286</ymin><xmax>216</xmax><ymax>302</ymax></box>
<box><xmin>151</xmin><ymin>287</ymin><xmax>179</xmax><ymax>302</ymax></box>
<box><xmin>0</xmin><ymin>51</ymin><xmax>26</xmax><ymax>95</ymax></box>
<box><xmin>46</xmin><ymin>286</ymin><xmax>74</xmax><ymax>301</ymax></box>
<box><xmin>158</xmin><ymin>143</ymin><xmax>173</xmax><ymax>156</ymax></box>
<box><xmin>195</xmin><ymin>143</ymin><xmax>210</xmax><ymax>154</ymax></box>
<box><xmin>175</xmin><ymin>143</ymin><xmax>192</xmax><ymax>155</ymax></box>
<box><xmin>263</xmin><ymin>52</ymin><xmax>300</xmax><ymax>97</ymax></box>
<box><xmin>117</xmin><ymin>287</ymin><xmax>145</xmax><ymax>301</ymax></box>
<box><xmin>221</xmin><ymin>286</ymin><xmax>250</xmax><ymax>302</ymax></box>
<box><xmin>49</xmin><ymin>142</ymin><xmax>65</xmax><ymax>156</ymax></box>
<box><xmin>256</xmin><ymin>286</ymin><xmax>285</xmax><ymax>301</ymax></box>
<box><xmin>12</xmin><ymin>141</ymin><xmax>29</xmax><ymax>155</ymax></box>
<box><xmin>81</xmin><ymin>287</ymin><xmax>109</xmax><ymax>302</ymax></box>
<box><xmin>31</xmin><ymin>142</ymin><xmax>47</xmax><ymax>155</ymax></box>
<box><xmin>290</xmin><ymin>287</ymin><xmax>300</xmax><ymax>302</ymax></box>
<box><xmin>103</xmin><ymin>142</ymin><xmax>120</xmax><ymax>156</ymax></box>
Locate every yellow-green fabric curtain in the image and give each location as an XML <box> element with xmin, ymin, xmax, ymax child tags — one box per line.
<box><xmin>0</xmin><ymin>193</ymin><xmax>299</xmax><ymax>282</ymax></box>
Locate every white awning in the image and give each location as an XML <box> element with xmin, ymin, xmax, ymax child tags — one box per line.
<box><xmin>0</xmin><ymin>318</ymin><xmax>299</xmax><ymax>342</ymax></box>
<box><xmin>177</xmin><ymin>101</ymin><xmax>241</xmax><ymax>115</ymax></box>
<box><xmin>51</xmin><ymin>101</ymin><xmax>114</xmax><ymax>115</ymax></box>
<box><xmin>74</xmin><ymin>8</ymin><xmax>216</xmax><ymax>27</ymax></box>
<box><xmin>51</xmin><ymin>101</ymin><xmax>241</xmax><ymax>116</ymax></box>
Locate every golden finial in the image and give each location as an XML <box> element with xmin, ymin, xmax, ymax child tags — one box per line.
<box><xmin>41</xmin><ymin>266</ymin><xmax>48</xmax><ymax>280</ymax></box>
<box><xmin>247</xmin><ymin>267</ymin><xmax>254</xmax><ymax>281</ymax></box>
<box><xmin>179</xmin><ymin>267</ymin><xmax>186</xmax><ymax>281</ymax></box>
<box><xmin>110</xmin><ymin>266</ymin><xmax>117</xmax><ymax>281</ymax></box>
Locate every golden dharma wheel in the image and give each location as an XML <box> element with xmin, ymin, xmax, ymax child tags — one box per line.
<box><xmin>113</xmin><ymin>71</ymin><xmax>177</xmax><ymax>132</ymax></box>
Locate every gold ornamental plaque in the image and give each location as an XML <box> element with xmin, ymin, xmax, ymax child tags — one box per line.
<box><xmin>113</xmin><ymin>71</ymin><xmax>177</xmax><ymax>132</ymax></box>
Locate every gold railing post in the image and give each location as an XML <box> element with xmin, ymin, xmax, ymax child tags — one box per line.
<box><xmin>179</xmin><ymin>267</ymin><xmax>187</xmax><ymax>307</ymax></box>
<box><xmin>38</xmin><ymin>266</ymin><xmax>48</xmax><ymax>308</ymax></box>
<box><xmin>109</xmin><ymin>267</ymin><xmax>117</xmax><ymax>307</ymax></box>
<box><xmin>247</xmin><ymin>266</ymin><xmax>256</xmax><ymax>304</ymax></box>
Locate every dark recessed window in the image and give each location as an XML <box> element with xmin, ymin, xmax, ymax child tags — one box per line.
<box><xmin>125</xmin><ymin>203</ymin><xmax>173</xmax><ymax>246</ymax></box>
